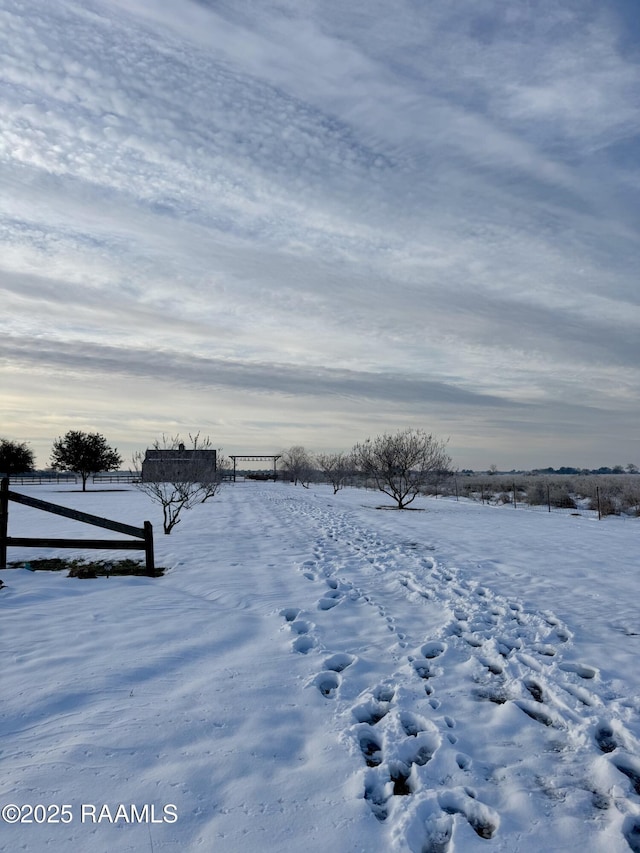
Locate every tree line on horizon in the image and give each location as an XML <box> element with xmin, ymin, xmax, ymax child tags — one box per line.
<box><xmin>2</xmin><ymin>430</ymin><xmax>639</xmax><ymax>527</ymax></box>
<box><xmin>478</xmin><ymin>463</ymin><xmax>639</xmax><ymax>476</ymax></box>
<box><xmin>1</xmin><ymin>432</ymin><xmax>637</xmax><ymax>488</ymax></box>
<box><xmin>3</xmin><ymin>434</ymin><xmax>636</xmax><ymax>482</ymax></box>
<box><xmin>0</xmin><ymin>429</ymin><xmax>451</xmax><ymax>529</ymax></box>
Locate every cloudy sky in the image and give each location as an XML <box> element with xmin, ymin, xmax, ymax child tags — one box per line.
<box><xmin>1</xmin><ymin>0</ymin><xmax>639</xmax><ymax>470</ymax></box>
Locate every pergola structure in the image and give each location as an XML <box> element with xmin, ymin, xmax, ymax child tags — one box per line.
<box><xmin>229</xmin><ymin>455</ymin><xmax>282</xmax><ymax>482</ymax></box>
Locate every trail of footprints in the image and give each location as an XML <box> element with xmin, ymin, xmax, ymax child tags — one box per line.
<box><xmin>274</xmin><ymin>496</ymin><xmax>640</xmax><ymax>851</ymax></box>
<box><xmin>352</xmin><ymin>644</ymin><xmax>501</xmax><ymax>847</ymax></box>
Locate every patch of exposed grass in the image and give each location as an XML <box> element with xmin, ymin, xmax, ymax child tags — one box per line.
<box><xmin>8</xmin><ymin>557</ymin><xmax>164</xmax><ymax>578</ymax></box>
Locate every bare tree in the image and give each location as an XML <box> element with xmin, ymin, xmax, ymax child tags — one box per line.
<box><xmin>132</xmin><ymin>433</ymin><xmax>225</xmax><ymax>533</ymax></box>
<box><xmin>315</xmin><ymin>451</ymin><xmax>353</xmax><ymax>494</ymax></box>
<box><xmin>353</xmin><ymin>428</ymin><xmax>451</xmax><ymax>509</ymax></box>
<box><xmin>280</xmin><ymin>445</ymin><xmax>314</xmax><ymax>487</ymax></box>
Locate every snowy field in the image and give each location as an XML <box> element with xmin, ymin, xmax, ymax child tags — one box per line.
<box><xmin>1</xmin><ymin>481</ymin><xmax>640</xmax><ymax>853</ymax></box>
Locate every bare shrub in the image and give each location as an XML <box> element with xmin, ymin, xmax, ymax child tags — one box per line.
<box><xmin>549</xmin><ymin>486</ymin><xmax>576</xmax><ymax>509</ymax></box>
<box><xmin>620</xmin><ymin>487</ymin><xmax>640</xmax><ymax>516</ymax></box>
<box><xmin>133</xmin><ymin>433</ymin><xmax>225</xmax><ymax>534</ymax></box>
<box><xmin>526</xmin><ymin>479</ymin><xmax>547</xmax><ymax>506</ymax></box>
<box><xmin>591</xmin><ymin>492</ymin><xmax>620</xmax><ymax>517</ymax></box>
<box><xmin>280</xmin><ymin>446</ymin><xmax>314</xmax><ymax>487</ymax></box>
<box><xmin>353</xmin><ymin>428</ymin><xmax>451</xmax><ymax>509</ymax></box>
<box><xmin>316</xmin><ymin>452</ymin><xmax>353</xmax><ymax>494</ymax></box>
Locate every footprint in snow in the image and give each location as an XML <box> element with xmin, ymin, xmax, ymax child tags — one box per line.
<box><xmin>406</xmin><ymin>799</ymin><xmax>455</xmax><ymax>853</ymax></box>
<box><xmin>353</xmin><ymin>699</ymin><xmax>391</xmax><ymax>726</ymax></box>
<box><xmin>456</xmin><ymin>752</ymin><xmax>472</xmax><ymax>771</ymax></box>
<box><xmin>313</xmin><ymin>671</ymin><xmax>341</xmax><ymax>698</ymax></box>
<box><xmin>595</xmin><ymin>721</ymin><xmax>620</xmax><ymax>753</ymax></box>
<box><xmin>623</xmin><ymin>816</ymin><xmax>640</xmax><ymax>853</ymax></box>
<box><xmin>352</xmin><ymin>685</ymin><xmax>395</xmax><ymax>725</ymax></box>
<box><xmin>324</xmin><ymin>653</ymin><xmax>355</xmax><ymax>673</ymax></box>
<box><xmin>388</xmin><ymin>760</ymin><xmax>415</xmax><ymax>795</ymax></box>
<box><xmin>438</xmin><ymin>787</ymin><xmax>500</xmax><ymax>840</ymax></box>
<box><xmin>363</xmin><ymin>770</ymin><xmax>391</xmax><ymax>822</ymax></box>
<box><xmin>473</xmin><ymin>685</ymin><xmax>511</xmax><ymax>705</ymax></box>
<box><xmin>559</xmin><ymin>661</ymin><xmax>598</xmax><ymax>680</ymax></box>
<box><xmin>398</xmin><ymin>731</ymin><xmax>439</xmax><ymax>769</ymax></box>
<box><xmin>413</xmin><ymin>660</ymin><xmax>439</xmax><ymax>680</ymax></box>
<box><xmin>318</xmin><ymin>587</ymin><xmax>342</xmax><ymax>610</ymax></box>
<box><xmin>497</xmin><ymin>635</ymin><xmax>523</xmax><ymax>655</ymax></box>
<box><xmin>363</xmin><ymin>758</ymin><xmax>423</xmax><ymax>814</ymax></box>
<box><xmin>374</xmin><ymin>684</ymin><xmax>396</xmax><ymax>703</ymax></box>
<box><xmin>292</xmin><ymin>635</ymin><xmax>316</xmax><ymax>654</ymax></box>
<box><xmin>523</xmin><ymin>677</ymin><xmax>545</xmax><ymax>703</ymax></box>
<box><xmin>422</xmin><ymin>813</ymin><xmax>454</xmax><ymax>853</ymax></box>
<box><xmin>399</xmin><ymin>710</ymin><xmax>430</xmax><ymax>737</ymax></box>
<box><xmin>480</xmin><ymin>656</ymin><xmax>504</xmax><ymax>676</ymax></box>
<box><xmin>516</xmin><ymin>652</ymin><xmax>543</xmax><ymax>672</ymax></box>
<box><xmin>533</xmin><ymin>643</ymin><xmax>557</xmax><ymax>657</ymax></box>
<box><xmin>318</xmin><ymin>578</ymin><xmax>343</xmax><ymax>610</ymax></box>
<box><xmin>513</xmin><ymin>699</ymin><xmax>561</xmax><ymax>728</ymax></box>
<box><xmin>410</xmin><ymin>644</ymin><xmax>445</xmax><ymax>681</ymax></box>
<box><xmin>421</xmin><ymin>641</ymin><xmax>447</xmax><ymax>659</ymax></box>
<box><xmin>542</xmin><ymin>610</ymin><xmax>561</xmax><ymax>626</ymax></box>
<box><xmin>280</xmin><ymin>608</ymin><xmax>299</xmax><ymax>622</ymax></box>
<box><xmin>611</xmin><ymin>753</ymin><xmax>640</xmax><ymax>795</ymax></box>
<box><xmin>357</xmin><ymin>726</ymin><xmax>383</xmax><ymax>767</ymax></box>
<box><xmin>562</xmin><ymin>681</ymin><xmax>595</xmax><ymax>707</ymax></box>
<box><xmin>555</xmin><ymin>626</ymin><xmax>572</xmax><ymax>642</ymax></box>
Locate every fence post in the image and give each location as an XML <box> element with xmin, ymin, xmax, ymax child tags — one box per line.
<box><xmin>596</xmin><ymin>486</ymin><xmax>601</xmax><ymax>521</ymax></box>
<box><xmin>513</xmin><ymin>482</ymin><xmax>517</xmax><ymax>509</ymax></box>
<box><xmin>0</xmin><ymin>478</ymin><xmax>8</xmax><ymax>570</ymax></box>
<box><xmin>144</xmin><ymin>521</ymin><xmax>155</xmax><ymax>575</ymax></box>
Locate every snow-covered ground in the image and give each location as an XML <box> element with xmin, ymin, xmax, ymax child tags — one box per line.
<box><xmin>2</xmin><ymin>481</ymin><xmax>640</xmax><ymax>853</ymax></box>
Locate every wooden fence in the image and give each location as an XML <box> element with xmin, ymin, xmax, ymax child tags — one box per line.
<box><xmin>92</xmin><ymin>472</ymin><xmax>140</xmax><ymax>484</ymax></box>
<box><xmin>0</xmin><ymin>478</ymin><xmax>155</xmax><ymax>574</ymax></box>
<box><xmin>7</xmin><ymin>473</ymin><xmax>77</xmax><ymax>485</ymax></box>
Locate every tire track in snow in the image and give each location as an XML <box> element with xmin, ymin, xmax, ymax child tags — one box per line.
<box><xmin>269</xmin><ymin>491</ymin><xmax>640</xmax><ymax>852</ymax></box>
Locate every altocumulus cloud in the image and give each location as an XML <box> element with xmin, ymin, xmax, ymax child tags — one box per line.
<box><xmin>1</xmin><ymin>0</ymin><xmax>639</xmax><ymax>468</ymax></box>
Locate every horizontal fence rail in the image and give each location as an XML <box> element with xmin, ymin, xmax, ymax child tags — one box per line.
<box><xmin>0</xmin><ymin>478</ymin><xmax>155</xmax><ymax>575</ymax></box>
<box><xmin>92</xmin><ymin>472</ymin><xmax>140</xmax><ymax>484</ymax></box>
<box><xmin>7</xmin><ymin>474</ymin><xmax>78</xmax><ymax>485</ymax></box>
